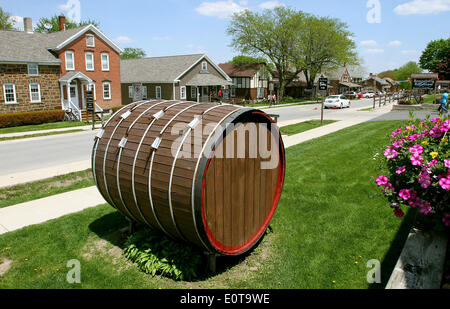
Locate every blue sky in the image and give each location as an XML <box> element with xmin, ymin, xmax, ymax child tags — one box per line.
<box><xmin>1</xmin><ymin>0</ymin><xmax>449</xmax><ymax>75</ymax></box>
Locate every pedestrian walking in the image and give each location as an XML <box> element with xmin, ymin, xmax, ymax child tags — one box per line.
<box><xmin>439</xmin><ymin>92</ymin><xmax>448</xmax><ymax>114</ymax></box>
<box><xmin>272</xmin><ymin>94</ymin><xmax>277</xmax><ymax>105</ymax></box>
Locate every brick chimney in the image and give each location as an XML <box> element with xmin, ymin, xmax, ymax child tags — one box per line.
<box><xmin>58</xmin><ymin>15</ymin><xmax>66</xmax><ymax>31</ymax></box>
<box><xmin>23</xmin><ymin>17</ymin><xmax>33</xmax><ymax>33</ymax></box>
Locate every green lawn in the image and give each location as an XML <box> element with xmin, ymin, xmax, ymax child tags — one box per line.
<box><xmin>0</xmin><ymin>129</ymin><xmax>85</xmax><ymax>142</ymax></box>
<box><xmin>0</xmin><ymin>122</ymin><xmax>89</xmax><ymax>134</ymax></box>
<box><xmin>0</xmin><ymin>169</ymin><xmax>95</xmax><ymax>209</ymax></box>
<box><xmin>0</xmin><ymin>120</ymin><xmax>414</xmax><ymax>289</ymax></box>
<box><xmin>280</xmin><ymin>120</ymin><xmax>337</xmax><ymax>136</ymax></box>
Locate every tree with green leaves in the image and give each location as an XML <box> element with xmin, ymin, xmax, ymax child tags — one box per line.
<box><xmin>120</xmin><ymin>47</ymin><xmax>146</xmax><ymax>60</ymax></box>
<box><xmin>296</xmin><ymin>15</ymin><xmax>358</xmax><ymax>92</ymax></box>
<box><xmin>0</xmin><ymin>7</ymin><xmax>15</xmax><ymax>30</ymax></box>
<box><xmin>394</xmin><ymin>61</ymin><xmax>423</xmax><ymax>90</ymax></box>
<box><xmin>34</xmin><ymin>15</ymin><xmax>100</xmax><ymax>33</ymax></box>
<box><xmin>419</xmin><ymin>38</ymin><xmax>450</xmax><ymax>73</ymax></box>
<box><xmin>227</xmin><ymin>6</ymin><xmax>357</xmax><ymax>98</ymax></box>
<box><xmin>228</xmin><ymin>55</ymin><xmax>267</xmax><ymax>66</ymax></box>
<box><xmin>227</xmin><ymin>7</ymin><xmax>307</xmax><ymax>99</ymax></box>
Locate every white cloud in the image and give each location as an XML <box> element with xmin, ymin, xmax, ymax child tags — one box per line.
<box><xmin>360</xmin><ymin>40</ymin><xmax>378</xmax><ymax>47</ymax></box>
<box><xmin>114</xmin><ymin>36</ymin><xmax>134</xmax><ymax>44</ymax></box>
<box><xmin>388</xmin><ymin>40</ymin><xmax>403</xmax><ymax>47</ymax></box>
<box><xmin>57</xmin><ymin>0</ymin><xmax>81</xmax><ymax>23</ymax></box>
<box><xmin>8</xmin><ymin>16</ymin><xmax>24</xmax><ymax>30</ymax></box>
<box><xmin>259</xmin><ymin>1</ymin><xmax>286</xmax><ymax>9</ymax></box>
<box><xmin>195</xmin><ymin>0</ymin><xmax>248</xmax><ymax>18</ymax></box>
<box><xmin>394</xmin><ymin>0</ymin><xmax>450</xmax><ymax>15</ymax></box>
<box><xmin>152</xmin><ymin>36</ymin><xmax>172</xmax><ymax>41</ymax></box>
<box><xmin>365</xmin><ymin>48</ymin><xmax>385</xmax><ymax>54</ymax></box>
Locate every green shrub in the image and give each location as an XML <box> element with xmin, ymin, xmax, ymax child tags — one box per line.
<box><xmin>111</xmin><ymin>106</ymin><xmax>124</xmax><ymax>114</ymax></box>
<box><xmin>123</xmin><ymin>229</ymin><xmax>203</xmax><ymax>281</ymax></box>
<box><xmin>0</xmin><ymin>110</ymin><xmax>65</xmax><ymax>129</ymax></box>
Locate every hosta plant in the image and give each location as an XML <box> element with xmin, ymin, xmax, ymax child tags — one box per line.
<box><xmin>375</xmin><ymin>114</ymin><xmax>450</xmax><ymax>231</ymax></box>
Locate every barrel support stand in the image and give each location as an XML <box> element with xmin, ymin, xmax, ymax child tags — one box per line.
<box><xmin>121</xmin><ymin>217</ymin><xmax>139</xmax><ymax>235</ymax></box>
<box><xmin>205</xmin><ymin>252</ymin><xmax>218</xmax><ymax>274</ymax></box>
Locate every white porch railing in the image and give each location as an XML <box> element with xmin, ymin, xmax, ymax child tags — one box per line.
<box><xmin>64</xmin><ymin>100</ymin><xmax>82</xmax><ymax>122</ymax></box>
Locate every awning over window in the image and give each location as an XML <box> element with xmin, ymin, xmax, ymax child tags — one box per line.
<box><xmin>59</xmin><ymin>71</ymin><xmax>94</xmax><ymax>85</ymax></box>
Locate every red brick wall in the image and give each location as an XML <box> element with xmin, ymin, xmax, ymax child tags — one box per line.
<box><xmin>0</xmin><ymin>64</ymin><xmax>61</xmax><ymax>114</ymax></box>
<box><xmin>57</xmin><ymin>30</ymin><xmax>121</xmax><ymax>109</ymax></box>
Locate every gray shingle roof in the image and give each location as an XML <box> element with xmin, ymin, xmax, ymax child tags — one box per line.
<box><xmin>185</xmin><ymin>73</ymin><xmax>232</xmax><ymax>86</ymax></box>
<box><xmin>120</xmin><ymin>54</ymin><xmax>205</xmax><ymax>83</ymax></box>
<box><xmin>0</xmin><ymin>25</ymin><xmax>95</xmax><ymax>64</ymax></box>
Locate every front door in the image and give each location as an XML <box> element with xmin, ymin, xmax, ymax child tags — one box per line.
<box><xmin>69</xmin><ymin>84</ymin><xmax>79</xmax><ymax>108</ymax></box>
<box><xmin>202</xmin><ymin>86</ymin><xmax>209</xmax><ymax>102</ymax></box>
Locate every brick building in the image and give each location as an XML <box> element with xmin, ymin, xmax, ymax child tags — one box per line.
<box><xmin>0</xmin><ymin>16</ymin><xmax>122</xmax><ymax>120</ymax></box>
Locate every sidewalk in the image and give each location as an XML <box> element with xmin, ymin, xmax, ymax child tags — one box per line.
<box><xmin>0</xmin><ymin>105</ymin><xmax>393</xmax><ymax>235</ymax></box>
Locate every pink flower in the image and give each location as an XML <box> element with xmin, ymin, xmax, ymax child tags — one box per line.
<box><xmin>396</xmin><ymin>166</ymin><xmax>406</xmax><ymax>174</ymax></box>
<box><xmin>394</xmin><ymin>208</ymin><xmax>405</xmax><ymax>218</ymax></box>
<box><xmin>384</xmin><ymin>183</ymin><xmax>395</xmax><ymax>191</ymax></box>
<box><xmin>445</xmin><ymin>159</ymin><xmax>450</xmax><ymax>169</ymax></box>
<box><xmin>376</xmin><ymin>175</ymin><xmax>389</xmax><ymax>186</ymax></box>
<box><xmin>429</xmin><ymin>126</ymin><xmax>443</xmax><ymax>138</ymax></box>
<box><xmin>408</xmin><ymin>144</ymin><xmax>423</xmax><ymax>155</ymax></box>
<box><xmin>384</xmin><ymin>147</ymin><xmax>399</xmax><ymax>159</ymax></box>
<box><xmin>406</xmin><ymin>125</ymin><xmax>415</xmax><ymax>131</ymax></box>
<box><xmin>418</xmin><ymin>170</ymin><xmax>431</xmax><ymax>189</ymax></box>
<box><xmin>443</xmin><ymin>214</ymin><xmax>450</xmax><ymax>227</ymax></box>
<box><xmin>392</xmin><ymin>140</ymin><xmax>403</xmax><ymax>149</ymax></box>
<box><xmin>399</xmin><ymin>189</ymin><xmax>411</xmax><ymax>201</ymax></box>
<box><xmin>419</xmin><ymin>202</ymin><xmax>432</xmax><ymax>215</ymax></box>
<box><xmin>427</xmin><ymin>160</ymin><xmax>438</xmax><ymax>168</ymax></box>
<box><xmin>439</xmin><ymin>175</ymin><xmax>450</xmax><ymax>191</ymax></box>
<box><xmin>411</xmin><ymin>154</ymin><xmax>424</xmax><ymax>166</ymax></box>
<box><xmin>392</xmin><ymin>128</ymin><xmax>402</xmax><ymax>138</ymax></box>
<box><xmin>431</xmin><ymin>117</ymin><xmax>441</xmax><ymax>123</ymax></box>
<box><xmin>440</xmin><ymin>120</ymin><xmax>450</xmax><ymax>132</ymax></box>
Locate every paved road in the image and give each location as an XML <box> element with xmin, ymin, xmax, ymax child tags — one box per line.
<box><xmin>0</xmin><ymin>130</ymin><xmax>96</xmax><ymax>175</ymax></box>
<box><xmin>0</xmin><ymin>98</ymin><xmax>418</xmax><ymax>177</ymax></box>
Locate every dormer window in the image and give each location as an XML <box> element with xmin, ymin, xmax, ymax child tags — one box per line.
<box><xmin>201</xmin><ymin>61</ymin><xmax>207</xmax><ymax>71</ymax></box>
<box><xmin>86</xmin><ymin>34</ymin><xmax>95</xmax><ymax>48</ymax></box>
<box><xmin>28</xmin><ymin>64</ymin><xmax>39</xmax><ymax>76</ymax></box>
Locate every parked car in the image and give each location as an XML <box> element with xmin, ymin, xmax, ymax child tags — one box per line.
<box><xmin>324</xmin><ymin>95</ymin><xmax>351</xmax><ymax>109</ymax></box>
<box><xmin>363</xmin><ymin>91</ymin><xmax>375</xmax><ymax>98</ymax></box>
<box><xmin>342</xmin><ymin>91</ymin><xmax>358</xmax><ymax>99</ymax></box>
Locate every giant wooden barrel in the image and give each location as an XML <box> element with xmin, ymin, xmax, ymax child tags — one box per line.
<box><xmin>92</xmin><ymin>100</ymin><xmax>285</xmax><ymax>256</ymax></box>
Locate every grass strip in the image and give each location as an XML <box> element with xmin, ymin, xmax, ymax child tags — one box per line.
<box><xmin>0</xmin><ymin>129</ymin><xmax>85</xmax><ymax>142</ymax></box>
<box><xmin>280</xmin><ymin>120</ymin><xmax>337</xmax><ymax>136</ymax></box>
<box><xmin>0</xmin><ymin>169</ymin><xmax>95</xmax><ymax>209</ymax></box>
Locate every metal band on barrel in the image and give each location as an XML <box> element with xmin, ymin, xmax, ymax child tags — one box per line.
<box><xmin>116</xmin><ymin>101</ymin><xmax>168</xmax><ymax>222</ymax></box>
<box><xmin>132</xmin><ymin>101</ymin><xmax>188</xmax><ymax>235</ymax></box>
<box><xmin>168</xmin><ymin>104</ymin><xmax>225</xmax><ymax>243</ymax></box>
<box><xmin>102</xmin><ymin>101</ymin><xmax>151</xmax><ymax>210</ymax></box>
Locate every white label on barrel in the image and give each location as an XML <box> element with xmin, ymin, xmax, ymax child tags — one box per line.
<box><xmin>96</xmin><ymin>129</ymin><xmax>104</xmax><ymax>139</ymax></box>
<box><xmin>121</xmin><ymin>110</ymin><xmax>131</xmax><ymax>119</ymax></box>
<box><xmin>188</xmin><ymin>117</ymin><xmax>200</xmax><ymax>129</ymax></box>
<box><xmin>153</xmin><ymin>110</ymin><xmax>164</xmax><ymax>120</ymax></box>
<box><xmin>151</xmin><ymin>137</ymin><xmax>162</xmax><ymax>150</ymax></box>
<box><xmin>118</xmin><ymin>137</ymin><xmax>128</xmax><ymax>148</ymax></box>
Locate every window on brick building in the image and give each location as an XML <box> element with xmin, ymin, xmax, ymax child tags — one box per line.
<box><xmin>101</xmin><ymin>53</ymin><xmax>110</xmax><ymax>71</ymax></box>
<box><xmin>29</xmin><ymin>83</ymin><xmax>41</xmax><ymax>103</ymax></box>
<box><xmin>103</xmin><ymin>82</ymin><xmax>111</xmax><ymax>100</ymax></box>
<box><xmin>86</xmin><ymin>35</ymin><xmax>95</xmax><ymax>48</ymax></box>
<box><xmin>3</xmin><ymin>84</ymin><xmax>17</xmax><ymax>104</ymax></box>
<box><xmin>65</xmin><ymin>51</ymin><xmax>75</xmax><ymax>71</ymax></box>
<box><xmin>28</xmin><ymin>64</ymin><xmax>39</xmax><ymax>76</ymax></box>
<box><xmin>85</xmin><ymin>52</ymin><xmax>94</xmax><ymax>71</ymax></box>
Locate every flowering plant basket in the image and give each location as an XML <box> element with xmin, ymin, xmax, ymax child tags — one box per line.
<box><xmin>375</xmin><ymin>114</ymin><xmax>450</xmax><ymax>231</ymax></box>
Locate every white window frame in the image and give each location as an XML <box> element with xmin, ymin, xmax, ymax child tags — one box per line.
<box><xmin>201</xmin><ymin>61</ymin><xmax>207</xmax><ymax>71</ymax></box>
<box><xmin>101</xmin><ymin>53</ymin><xmax>110</xmax><ymax>71</ymax></box>
<box><xmin>128</xmin><ymin>86</ymin><xmax>134</xmax><ymax>98</ymax></box>
<box><xmin>27</xmin><ymin>64</ymin><xmax>39</xmax><ymax>76</ymax></box>
<box><xmin>3</xmin><ymin>83</ymin><xmax>17</xmax><ymax>104</ymax></box>
<box><xmin>29</xmin><ymin>83</ymin><xmax>41</xmax><ymax>103</ymax></box>
<box><xmin>191</xmin><ymin>86</ymin><xmax>197</xmax><ymax>98</ymax></box>
<box><xmin>180</xmin><ymin>86</ymin><xmax>186</xmax><ymax>100</ymax></box>
<box><xmin>85</xmin><ymin>52</ymin><xmax>94</xmax><ymax>71</ymax></box>
<box><xmin>155</xmin><ymin>86</ymin><xmax>162</xmax><ymax>99</ymax></box>
<box><xmin>65</xmin><ymin>51</ymin><xmax>75</xmax><ymax>71</ymax></box>
<box><xmin>142</xmin><ymin>86</ymin><xmax>148</xmax><ymax>99</ymax></box>
<box><xmin>86</xmin><ymin>34</ymin><xmax>95</xmax><ymax>48</ymax></box>
<box><xmin>103</xmin><ymin>82</ymin><xmax>111</xmax><ymax>100</ymax></box>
